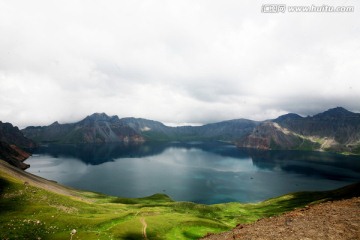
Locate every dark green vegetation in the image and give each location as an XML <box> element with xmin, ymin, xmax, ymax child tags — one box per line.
<box><xmin>21</xmin><ymin>107</ymin><xmax>360</xmax><ymax>155</ymax></box>
<box><xmin>1</xmin><ymin>159</ymin><xmax>359</xmax><ymax>240</ymax></box>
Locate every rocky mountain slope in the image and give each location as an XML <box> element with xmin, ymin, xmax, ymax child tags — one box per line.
<box><xmin>237</xmin><ymin>121</ymin><xmax>319</xmax><ymax>151</ymax></box>
<box><xmin>0</xmin><ymin>141</ymin><xmax>31</xmax><ymax>169</ymax></box>
<box><xmin>237</xmin><ymin>107</ymin><xmax>360</xmax><ymax>154</ymax></box>
<box><xmin>0</xmin><ymin>121</ymin><xmax>36</xmax><ymax>148</ymax></box>
<box><xmin>0</xmin><ymin>121</ymin><xmax>35</xmax><ymax>169</ymax></box>
<box><xmin>275</xmin><ymin>107</ymin><xmax>360</xmax><ymax>142</ymax></box>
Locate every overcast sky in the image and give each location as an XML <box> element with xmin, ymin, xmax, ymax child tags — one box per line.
<box><xmin>1</xmin><ymin>0</ymin><xmax>359</xmax><ymax>128</ymax></box>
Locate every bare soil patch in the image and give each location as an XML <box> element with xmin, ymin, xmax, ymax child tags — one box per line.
<box><xmin>202</xmin><ymin>197</ymin><xmax>360</xmax><ymax>240</ymax></box>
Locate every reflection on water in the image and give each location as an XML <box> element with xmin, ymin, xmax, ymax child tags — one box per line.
<box><xmin>26</xmin><ymin>142</ymin><xmax>360</xmax><ymax>204</ymax></box>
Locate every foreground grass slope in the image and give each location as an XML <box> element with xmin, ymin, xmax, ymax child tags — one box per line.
<box><xmin>1</xmin><ymin>160</ymin><xmax>359</xmax><ymax>240</ymax></box>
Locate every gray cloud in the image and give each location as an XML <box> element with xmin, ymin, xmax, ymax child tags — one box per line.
<box><xmin>0</xmin><ymin>0</ymin><xmax>359</xmax><ymax>128</ymax></box>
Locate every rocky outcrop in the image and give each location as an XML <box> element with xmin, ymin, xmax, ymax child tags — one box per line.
<box><xmin>0</xmin><ymin>141</ymin><xmax>30</xmax><ymax>169</ymax></box>
<box><xmin>0</xmin><ymin>121</ymin><xmax>36</xmax><ymax>148</ymax></box>
<box><xmin>0</xmin><ymin>121</ymin><xmax>35</xmax><ymax>169</ymax></box>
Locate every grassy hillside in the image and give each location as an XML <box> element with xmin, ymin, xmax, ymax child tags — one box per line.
<box><xmin>0</xmin><ymin>160</ymin><xmax>359</xmax><ymax>240</ymax></box>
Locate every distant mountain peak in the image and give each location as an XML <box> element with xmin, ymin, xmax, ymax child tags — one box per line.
<box><xmin>275</xmin><ymin>113</ymin><xmax>303</xmax><ymax>122</ymax></box>
<box><xmin>50</xmin><ymin>121</ymin><xmax>59</xmax><ymax>126</ymax></box>
<box><xmin>89</xmin><ymin>112</ymin><xmax>109</xmax><ymax>117</ymax></box>
<box><xmin>315</xmin><ymin>107</ymin><xmax>356</xmax><ymax>118</ymax></box>
<box><xmin>84</xmin><ymin>112</ymin><xmax>114</xmax><ymax>121</ymax></box>
<box><xmin>325</xmin><ymin>107</ymin><xmax>351</xmax><ymax>113</ymax></box>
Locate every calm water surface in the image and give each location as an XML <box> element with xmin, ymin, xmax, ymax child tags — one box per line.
<box><xmin>26</xmin><ymin>142</ymin><xmax>360</xmax><ymax>204</ymax></box>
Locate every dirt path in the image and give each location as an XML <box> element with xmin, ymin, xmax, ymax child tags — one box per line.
<box><xmin>201</xmin><ymin>197</ymin><xmax>360</xmax><ymax>240</ymax></box>
<box><xmin>140</xmin><ymin>217</ymin><xmax>148</xmax><ymax>239</ymax></box>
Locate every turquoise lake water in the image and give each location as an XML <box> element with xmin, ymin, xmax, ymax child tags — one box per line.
<box><xmin>26</xmin><ymin>142</ymin><xmax>360</xmax><ymax>204</ymax></box>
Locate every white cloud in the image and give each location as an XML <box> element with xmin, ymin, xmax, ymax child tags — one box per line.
<box><xmin>0</xmin><ymin>0</ymin><xmax>360</xmax><ymax>128</ymax></box>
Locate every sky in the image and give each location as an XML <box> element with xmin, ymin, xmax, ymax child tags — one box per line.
<box><xmin>1</xmin><ymin>0</ymin><xmax>360</xmax><ymax>128</ymax></box>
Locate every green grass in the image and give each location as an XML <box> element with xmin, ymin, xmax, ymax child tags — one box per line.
<box><xmin>0</xmin><ymin>168</ymin><xmax>359</xmax><ymax>240</ymax></box>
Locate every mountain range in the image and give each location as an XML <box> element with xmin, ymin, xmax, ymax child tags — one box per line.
<box><xmin>20</xmin><ymin>107</ymin><xmax>360</xmax><ymax>155</ymax></box>
<box><xmin>22</xmin><ymin>114</ymin><xmax>259</xmax><ymax>143</ymax></box>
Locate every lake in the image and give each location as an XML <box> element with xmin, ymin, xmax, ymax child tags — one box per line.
<box><xmin>26</xmin><ymin>142</ymin><xmax>360</xmax><ymax>204</ymax></box>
